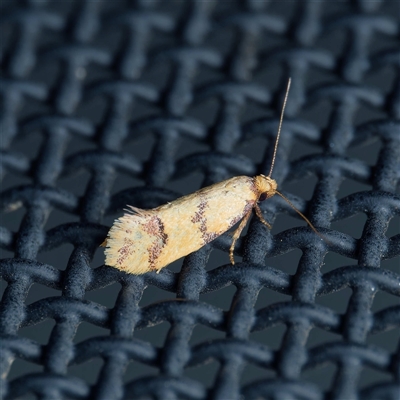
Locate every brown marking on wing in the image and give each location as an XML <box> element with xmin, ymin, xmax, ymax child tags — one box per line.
<box><xmin>116</xmin><ymin>237</ymin><xmax>135</xmax><ymax>268</ymax></box>
<box><xmin>250</xmin><ymin>178</ymin><xmax>261</xmax><ymax>196</ymax></box>
<box><xmin>190</xmin><ymin>195</ymin><xmax>216</xmax><ymax>245</ymax></box>
<box><xmin>190</xmin><ymin>196</ymin><xmax>207</xmax><ymax>224</ymax></box>
<box><xmin>203</xmin><ymin>231</ymin><xmax>218</xmax><ymax>243</ymax></box>
<box><xmin>143</xmin><ymin>216</ymin><xmax>168</xmax><ymax>270</ymax></box>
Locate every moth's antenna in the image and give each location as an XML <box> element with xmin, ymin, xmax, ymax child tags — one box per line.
<box><xmin>275</xmin><ymin>190</ymin><xmax>330</xmax><ymax>244</ymax></box>
<box><xmin>268</xmin><ymin>78</ymin><xmax>291</xmax><ymax>178</ymax></box>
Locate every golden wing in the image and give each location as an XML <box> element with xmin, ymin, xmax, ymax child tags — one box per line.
<box><xmin>104</xmin><ymin>176</ymin><xmax>258</xmax><ymax>274</ymax></box>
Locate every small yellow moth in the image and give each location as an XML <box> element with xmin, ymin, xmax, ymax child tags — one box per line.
<box><xmin>103</xmin><ymin>79</ymin><xmax>319</xmax><ymax>274</ymax></box>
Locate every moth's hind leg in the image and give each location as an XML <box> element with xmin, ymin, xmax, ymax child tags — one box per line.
<box><xmin>254</xmin><ymin>204</ymin><xmax>272</xmax><ymax>229</ymax></box>
<box><xmin>229</xmin><ymin>210</ymin><xmax>253</xmax><ymax>265</ymax></box>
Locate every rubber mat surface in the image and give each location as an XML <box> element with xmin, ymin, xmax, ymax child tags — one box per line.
<box><xmin>1</xmin><ymin>1</ymin><xmax>399</xmax><ymax>399</ymax></box>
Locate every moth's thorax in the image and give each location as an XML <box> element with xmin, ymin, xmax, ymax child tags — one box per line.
<box><xmin>253</xmin><ymin>175</ymin><xmax>278</xmax><ymax>200</ymax></box>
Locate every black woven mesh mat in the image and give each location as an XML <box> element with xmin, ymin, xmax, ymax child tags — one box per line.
<box><xmin>1</xmin><ymin>1</ymin><xmax>399</xmax><ymax>399</ymax></box>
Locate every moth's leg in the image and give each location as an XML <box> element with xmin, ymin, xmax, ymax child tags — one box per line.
<box><xmin>254</xmin><ymin>204</ymin><xmax>272</xmax><ymax>229</ymax></box>
<box><xmin>229</xmin><ymin>210</ymin><xmax>253</xmax><ymax>265</ymax></box>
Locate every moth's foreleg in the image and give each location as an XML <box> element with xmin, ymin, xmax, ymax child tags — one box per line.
<box><xmin>254</xmin><ymin>204</ymin><xmax>272</xmax><ymax>229</ymax></box>
<box><xmin>229</xmin><ymin>210</ymin><xmax>253</xmax><ymax>265</ymax></box>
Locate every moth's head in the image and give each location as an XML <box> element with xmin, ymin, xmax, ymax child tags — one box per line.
<box><xmin>254</xmin><ymin>175</ymin><xmax>278</xmax><ymax>201</ymax></box>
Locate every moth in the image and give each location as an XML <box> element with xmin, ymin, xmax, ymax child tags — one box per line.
<box><xmin>103</xmin><ymin>79</ymin><xmax>320</xmax><ymax>274</ymax></box>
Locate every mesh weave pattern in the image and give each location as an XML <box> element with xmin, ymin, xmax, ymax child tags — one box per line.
<box><xmin>1</xmin><ymin>1</ymin><xmax>399</xmax><ymax>399</ymax></box>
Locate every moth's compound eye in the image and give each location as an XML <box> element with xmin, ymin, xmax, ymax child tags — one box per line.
<box><xmin>259</xmin><ymin>192</ymin><xmax>269</xmax><ymax>201</ymax></box>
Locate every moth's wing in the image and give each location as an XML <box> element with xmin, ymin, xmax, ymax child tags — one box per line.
<box><xmin>150</xmin><ymin>176</ymin><xmax>258</xmax><ymax>270</ymax></box>
<box><xmin>104</xmin><ymin>208</ymin><xmax>165</xmax><ymax>274</ymax></box>
<box><xmin>101</xmin><ymin>206</ymin><xmax>146</xmax><ymax>247</ymax></box>
<box><xmin>124</xmin><ymin>205</ymin><xmax>148</xmax><ymax>216</ymax></box>
<box><xmin>105</xmin><ymin>176</ymin><xmax>259</xmax><ymax>274</ymax></box>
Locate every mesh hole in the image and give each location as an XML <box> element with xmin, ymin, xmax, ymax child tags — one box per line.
<box><xmin>19</xmin><ymin>319</ymin><xmax>56</xmax><ymax>345</ymax></box>
<box><xmin>69</xmin><ymin>358</ymin><xmax>103</xmax><ymax>385</ymax></box>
